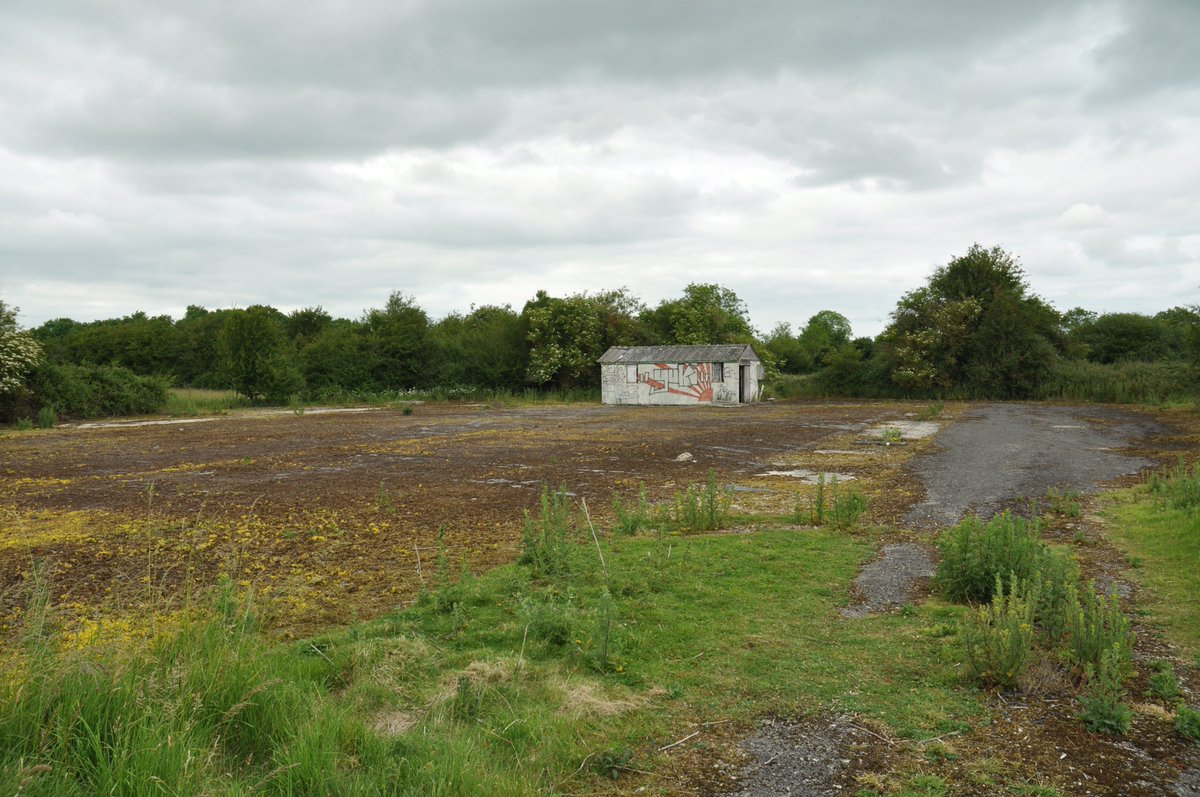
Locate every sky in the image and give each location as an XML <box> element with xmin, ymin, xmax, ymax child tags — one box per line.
<box><xmin>1</xmin><ymin>0</ymin><xmax>1198</xmax><ymax>339</ymax></box>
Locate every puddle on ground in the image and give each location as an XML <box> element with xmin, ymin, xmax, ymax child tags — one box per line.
<box><xmin>865</xmin><ymin>420</ymin><xmax>940</xmax><ymax>440</ymax></box>
<box><xmin>756</xmin><ymin>469</ymin><xmax>855</xmax><ymax>483</ymax></box>
<box><xmin>74</xmin><ymin>417</ymin><xmax>218</xmax><ymax>429</ymax></box>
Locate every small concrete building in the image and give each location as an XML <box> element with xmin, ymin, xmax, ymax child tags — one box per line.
<box><xmin>598</xmin><ymin>345</ymin><xmax>764</xmax><ymax>406</ymax></box>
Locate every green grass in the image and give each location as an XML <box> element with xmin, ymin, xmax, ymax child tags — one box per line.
<box><xmin>163</xmin><ymin>388</ymin><xmax>249</xmax><ymax>416</ymax></box>
<box><xmin>1104</xmin><ymin>475</ymin><xmax>1200</xmax><ymax>657</ymax></box>
<box><xmin>2</xmin><ymin>519</ymin><xmax>982</xmax><ymax>795</ymax></box>
<box><xmin>307</xmin><ymin>386</ymin><xmax>599</xmax><ymax>408</ymax></box>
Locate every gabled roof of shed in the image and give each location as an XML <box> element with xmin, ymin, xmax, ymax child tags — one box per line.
<box><xmin>598</xmin><ymin>344</ymin><xmax>760</xmax><ymax>364</ymax></box>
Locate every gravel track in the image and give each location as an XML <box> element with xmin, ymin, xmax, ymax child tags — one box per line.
<box><xmin>904</xmin><ymin>402</ymin><xmax>1163</xmax><ymax>529</ymax></box>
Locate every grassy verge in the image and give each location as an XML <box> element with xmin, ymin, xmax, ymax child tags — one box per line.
<box><xmin>1102</xmin><ymin>460</ymin><xmax>1200</xmax><ymax>658</ymax></box>
<box><xmin>1</xmin><ymin>503</ymin><xmax>981</xmax><ymax>795</ymax></box>
<box><xmin>163</xmin><ymin>387</ymin><xmax>249</xmax><ymax>416</ymax></box>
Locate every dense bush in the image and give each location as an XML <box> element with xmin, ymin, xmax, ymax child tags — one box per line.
<box><xmin>934</xmin><ymin>513</ymin><xmax>1049</xmax><ymax>603</ymax></box>
<box><xmin>3</xmin><ymin>362</ymin><xmax>169</xmax><ymax>421</ymax></box>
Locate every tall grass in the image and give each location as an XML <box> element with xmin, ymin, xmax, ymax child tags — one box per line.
<box><xmin>0</xmin><ymin>577</ymin><xmax>401</xmax><ymax>797</ymax></box>
<box><xmin>1034</xmin><ymin>360</ymin><xmax>1195</xmax><ymax>405</ymax></box>
<box><xmin>164</xmin><ymin>388</ymin><xmax>248</xmax><ymax>416</ymax></box>
<box><xmin>309</xmin><ymin>385</ymin><xmax>599</xmax><ymax>407</ymax></box>
<box><xmin>670</xmin><ymin>469</ymin><xmax>733</xmax><ymax>532</ymax></box>
<box><xmin>797</xmin><ymin>475</ymin><xmax>869</xmax><ymax>529</ymax></box>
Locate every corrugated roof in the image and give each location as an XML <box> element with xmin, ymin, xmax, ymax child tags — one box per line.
<box><xmin>598</xmin><ymin>345</ymin><xmax>759</xmax><ymax>364</ymax></box>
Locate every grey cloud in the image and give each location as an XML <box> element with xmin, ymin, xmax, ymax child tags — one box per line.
<box><xmin>1092</xmin><ymin>0</ymin><xmax>1200</xmax><ymax>100</ymax></box>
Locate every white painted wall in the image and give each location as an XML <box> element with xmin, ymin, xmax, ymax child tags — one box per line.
<box><xmin>600</xmin><ymin>361</ymin><xmax>760</xmax><ymax>405</ymax></box>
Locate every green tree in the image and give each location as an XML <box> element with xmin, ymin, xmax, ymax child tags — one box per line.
<box><xmin>218</xmin><ymin>306</ymin><xmax>304</xmax><ymax>402</ymax></box>
<box><xmin>286</xmin><ymin>306</ymin><xmax>333</xmax><ymax>347</ymax></box>
<box><xmin>299</xmin><ymin>319</ymin><xmax>370</xmax><ymax>393</ymax></box>
<box><xmin>432</xmin><ymin>305</ymin><xmax>528</xmax><ymax>388</ymax></box>
<box><xmin>362</xmin><ymin>292</ymin><xmax>433</xmax><ymax>389</ymax></box>
<box><xmin>174</xmin><ymin>306</ymin><xmax>235</xmax><ymax>388</ymax></box>
<box><xmin>1069</xmin><ymin>312</ymin><xmax>1180</xmax><ymax>364</ymax></box>
<box><xmin>878</xmin><ymin>244</ymin><xmax>1061</xmax><ymax>398</ymax></box>
<box><xmin>763</xmin><ymin>322</ymin><xmax>808</xmax><ymax>373</ymax></box>
<box><xmin>797</xmin><ymin>310</ymin><xmax>853</xmax><ymax>371</ymax></box>
<box><xmin>643</xmin><ymin>283</ymin><xmax>754</xmax><ymax>345</ymax></box>
<box><xmin>1</xmin><ymin>300</ymin><xmax>42</xmax><ymax>396</ymax></box>
<box><xmin>523</xmin><ymin>289</ymin><xmax>649</xmax><ymax>389</ymax></box>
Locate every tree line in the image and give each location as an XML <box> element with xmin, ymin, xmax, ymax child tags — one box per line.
<box><xmin>2</xmin><ymin>244</ymin><xmax>1197</xmax><ymax>420</ymax></box>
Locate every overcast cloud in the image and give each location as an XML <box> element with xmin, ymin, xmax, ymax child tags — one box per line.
<box><xmin>2</xmin><ymin>0</ymin><xmax>1197</xmax><ymax>337</ymax></box>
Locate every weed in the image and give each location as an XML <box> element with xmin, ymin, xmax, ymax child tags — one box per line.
<box><xmin>798</xmin><ymin>474</ymin><xmax>868</xmax><ymax>529</ymax></box>
<box><xmin>15</xmin><ymin>418</ymin><xmax>32</xmax><ymax>431</ymax></box>
<box><xmin>934</xmin><ymin>512</ymin><xmax>1048</xmax><ymax>604</ymax></box>
<box><xmin>521</xmin><ymin>485</ymin><xmax>577</xmax><ymax>578</ymax></box>
<box><xmin>376</xmin><ymin>481</ymin><xmax>396</xmax><ymax>515</ymax></box>
<box><xmin>1148</xmin><ymin>660</ymin><xmax>1181</xmax><ymax>702</ymax></box>
<box><xmin>1063</xmin><ymin>582</ymin><xmax>1134</xmax><ymax>680</ymax></box>
<box><xmin>1176</xmin><ymin>703</ymin><xmax>1200</xmax><ymax>742</ymax></box>
<box><xmin>36</xmin><ymin>406</ymin><xmax>57</xmax><ymax>429</ymax></box>
<box><xmin>586</xmin><ymin>589</ymin><xmax>618</xmax><ymax>673</ymax></box>
<box><xmin>289</xmin><ymin>394</ymin><xmax>306</xmax><ymax>415</ymax></box>
<box><xmin>962</xmin><ymin>575</ymin><xmax>1039</xmax><ymax>689</ymax></box>
<box><xmin>1031</xmin><ymin>551</ymin><xmax>1079</xmax><ymax>645</ymax></box>
<box><xmin>1010</xmin><ymin>784</ymin><xmax>1065</xmax><ymax>796</ymax></box>
<box><xmin>591</xmin><ymin>747</ymin><xmax>634</xmax><ymax>779</ymax></box>
<box><xmin>402</xmin><ymin>404</ymin><xmax>415</xmax><ymax>416</ymax></box>
<box><xmin>1045</xmin><ymin>487</ymin><xmax>1082</xmax><ymax>518</ymax></box>
<box><xmin>831</xmin><ymin>485</ymin><xmax>869</xmax><ymax>529</ymax></box>
<box><xmin>881</xmin><ymin>427</ymin><xmax>904</xmax><ymax>444</ymax></box>
<box><xmin>1078</xmin><ymin>642</ymin><xmax>1133</xmax><ymax>734</ymax></box>
<box><xmin>1147</xmin><ymin>458</ymin><xmax>1200</xmax><ymax>512</ymax></box>
<box><xmin>612</xmin><ymin>482</ymin><xmax>653</xmax><ymax>535</ymax></box>
<box><xmin>915</xmin><ymin>400</ymin><xmax>945</xmax><ymax>421</ymax></box>
<box><xmin>671</xmin><ymin>469</ymin><xmax>732</xmax><ymax>533</ymax></box>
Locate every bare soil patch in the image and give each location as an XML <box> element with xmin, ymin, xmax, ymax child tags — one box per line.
<box><xmin>0</xmin><ymin>400</ymin><xmax>930</xmax><ymax>638</ymax></box>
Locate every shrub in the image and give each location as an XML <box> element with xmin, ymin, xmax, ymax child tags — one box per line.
<box><xmin>13</xmin><ymin>362</ymin><xmax>168</xmax><ymax>420</ymax></box>
<box><xmin>1176</xmin><ymin>703</ymin><xmax>1200</xmax><ymax>743</ymax></box>
<box><xmin>961</xmin><ymin>575</ymin><xmax>1039</xmax><ymax>689</ymax></box>
<box><xmin>1034</xmin><ymin>359</ymin><xmax>1195</xmax><ymax>405</ymax></box>
<box><xmin>520</xmin><ymin>485</ymin><xmax>577</xmax><ymax>578</ymax></box>
<box><xmin>1148</xmin><ymin>660</ymin><xmax>1181</xmax><ymax>702</ymax></box>
<box><xmin>934</xmin><ymin>512</ymin><xmax>1047</xmax><ymax>603</ymax></box>
<box><xmin>1063</xmin><ymin>582</ymin><xmax>1134</xmax><ymax>680</ymax></box>
<box><xmin>1031</xmin><ymin>550</ymin><xmax>1079</xmax><ymax>645</ymax></box>
<box><xmin>1147</xmin><ymin>458</ymin><xmax>1200</xmax><ymax>512</ymax></box>
<box><xmin>671</xmin><ymin>469</ymin><xmax>732</xmax><ymax>533</ymax></box>
<box><xmin>1078</xmin><ymin>643</ymin><xmax>1133</xmax><ymax>735</ymax></box>
<box><xmin>36</xmin><ymin>406</ymin><xmax>56</xmax><ymax>428</ymax></box>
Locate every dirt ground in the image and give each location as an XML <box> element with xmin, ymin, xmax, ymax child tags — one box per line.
<box><xmin>3</xmin><ymin>399</ymin><xmax>1197</xmax><ymax>796</ymax></box>
<box><xmin>0</xmin><ymin>400</ymin><xmax>932</xmax><ymax>639</ymax></box>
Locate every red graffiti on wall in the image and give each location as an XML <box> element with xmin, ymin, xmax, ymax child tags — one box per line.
<box><xmin>637</xmin><ymin>362</ymin><xmax>713</xmax><ymax>402</ymax></box>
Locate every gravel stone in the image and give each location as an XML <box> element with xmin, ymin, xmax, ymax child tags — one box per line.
<box><xmin>840</xmin><ymin>543</ymin><xmax>935</xmax><ymax>618</ymax></box>
<box><xmin>719</xmin><ymin>717</ymin><xmax>875</xmax><ymax>797</ymax></box>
